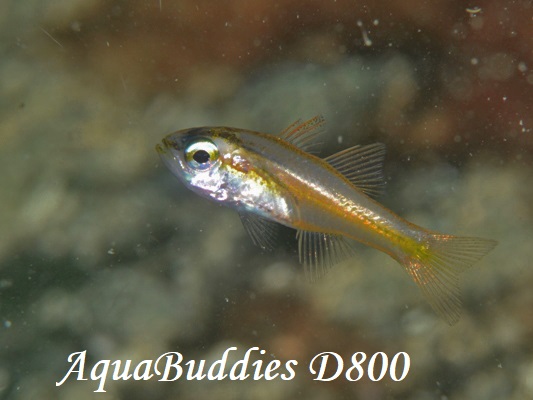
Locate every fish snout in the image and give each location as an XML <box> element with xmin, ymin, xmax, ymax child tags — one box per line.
<box><xmin>155</xmin><ymin>143</ymin><xmax>167</xmax><ymax>155</ymax></box>
<box><xmin>162</xmin><ymin>137</ymin><xmax>172</xmax><ymax>148</ymax></box>
<box><xmin>156</xmin><ymin>137</ymin><xmax>176</xmax><ymax>154</ymax></box>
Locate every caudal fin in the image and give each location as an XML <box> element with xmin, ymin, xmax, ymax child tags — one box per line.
<box><xmin>400</xmin><ymin>234</ymin><xmax>497</xmax><ymax>325</ymax></box>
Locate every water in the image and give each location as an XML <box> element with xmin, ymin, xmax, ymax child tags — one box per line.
<box><xmin>0</xmin><ymin>1</ymin><xmax>531</xmax><ymax>399</ymax></box>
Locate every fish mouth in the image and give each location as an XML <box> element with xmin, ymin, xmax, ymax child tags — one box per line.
<box><xmin>156</xmin><ymin>137</ymin><xmax>187</xmax><ymax>179</ymax></box>
<box><xmin>155</xmin><ymin>143</ymin><xmax>167</xmax><ymax>155</ymax></box>
<box><xmin>155</xmin><ymin>137</ymin><xmax>172</xmax><ymax>153</ymax></box>
<box><xmin>155</xmin><ymin>143</ymin><xmax>164</xmax><ymax>153</ymax></box>
<box><xmin>156</xmin><ymin>138</ymin><xmax>179</xmax><ymax>160</ymax></box>
<box><xmin>155</xmin><ymin>139</ymin><xmax>174</xmax><ymax>167</ymax></box>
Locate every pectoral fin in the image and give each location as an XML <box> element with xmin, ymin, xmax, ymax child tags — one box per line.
<box><xmin>238</xmin><ymin>212</ymin><xmax>280</xmax><ymax>251</ymax></box>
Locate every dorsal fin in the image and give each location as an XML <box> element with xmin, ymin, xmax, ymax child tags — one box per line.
<box><xmin>324</xmin><ymin>143</ymin><xmax>386</xmax><ymax>198</ymax></box>
<box><xmin>279</xmin><ymin>115</ymin><xmax>325</xmax><ymax>153</ymax></box>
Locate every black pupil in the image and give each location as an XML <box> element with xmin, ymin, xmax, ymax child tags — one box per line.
<box><xmin>193</xmin><ymin>149</ymin><xmax>210</xmax><ymax>164</ymax></box>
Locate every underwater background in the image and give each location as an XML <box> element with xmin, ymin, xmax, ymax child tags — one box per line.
<box><xmin>0</xmin><ymin>0</ymin><xmax>531</xmax><ymax>399</ymax></box>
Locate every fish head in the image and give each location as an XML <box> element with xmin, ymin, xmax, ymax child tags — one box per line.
<box><xmin>156</xmin><ymin>127</ymin><xmax>249</xmax><ymax>203</ymax></box>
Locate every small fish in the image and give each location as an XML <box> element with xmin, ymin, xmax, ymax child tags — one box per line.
<box><xmin>156</xmin><ymin>116</ymin><xmax>497</xmax><ymax>324</ymax></box>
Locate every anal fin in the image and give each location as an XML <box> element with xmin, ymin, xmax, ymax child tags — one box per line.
<box><xmin>296</xmin><ymin>230</ymin><xmax>358</xmax><ymax>282</ymax></box>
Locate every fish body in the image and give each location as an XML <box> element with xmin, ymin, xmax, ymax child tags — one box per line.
<box><xmin>157</xmin><ymin>116</ymin><xmax>497</xmax><ymax>324</ymax></box>
<box><xmin>199</xmin><ymin>128</ymin><xmax>414</xmax><ymax>253</ymax></box>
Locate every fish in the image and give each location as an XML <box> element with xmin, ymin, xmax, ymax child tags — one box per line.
<box><xmin>156</xmin><ymin>115</ymin><xmax>497</xmax><ymax>325</ymax></box>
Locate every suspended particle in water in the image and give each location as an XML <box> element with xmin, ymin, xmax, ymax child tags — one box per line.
<box><xmin>519</xmin><ymin>119</ymin><xmax>529</xmax><ymax>133</ymax></box>
<box><xmin>39</xmin><ymin>26</ymin><xmax>64</xmax><ymax>49</ymax></box>
<box><xmin>466</xmin><ymin>7</ymin><xmax>482</xmax><ymax>14</ymax></box>
<box><xmin>517</xmin><ymin>62</ymin><xmax>527</xmax><ymax>73</ymax></box>
<box><xmin>356</xmin><ymin>20</ymin><xmax>373</xmax><ymax>47</ymax></box>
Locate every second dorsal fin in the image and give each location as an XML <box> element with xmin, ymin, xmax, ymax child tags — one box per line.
<box><xmin>324</xmin><ymin>143</ymin><xmax>386</xmax><ymax>198</ymax></box>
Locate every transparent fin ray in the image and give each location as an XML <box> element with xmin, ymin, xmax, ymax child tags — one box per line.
<box><xmin>239</xmin><ymin>212</ymin><xmax>280</xmax><ymax>251</ymax></box>
<box><xmin>324</xmin><ymin>143</ymin><xmax>386</xmax><ymax>198</ymax></box>
<box><xmin>296</xmin><ymin>230</ymin><xmax>358</xmax><ymax>282</ymax></box>
<box><xmin>279</xmin><ymin>115</ymin><xmax>325</xmax><ymax>153</ymax></box>
<box><xmin>400</xmin><ymin>234</ymin><xmax>498</xmax><ymax>325</ymax></box>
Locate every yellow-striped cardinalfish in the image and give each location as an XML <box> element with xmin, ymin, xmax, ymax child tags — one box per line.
<box><xmin>156</xmin><ymin>116</ymin><xmax>497</xmax><ymax>325</ymax></box>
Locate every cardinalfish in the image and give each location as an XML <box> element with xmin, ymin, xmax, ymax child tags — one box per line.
<box><xmin>156</xmin><ymin>116</ymin><xmax>497</xmax><ymax>324</ymax></box>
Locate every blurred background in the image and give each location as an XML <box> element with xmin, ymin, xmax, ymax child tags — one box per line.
<box><xmin>0</xmin><ymin>0</ymin><xmax>532</xmax><ymax>399</ymax></box>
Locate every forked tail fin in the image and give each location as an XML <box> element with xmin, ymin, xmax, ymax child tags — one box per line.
<box><xmin>400</xmin><ymin>234</ymin><xmax>497</xmax><ymax>325</ymax></box>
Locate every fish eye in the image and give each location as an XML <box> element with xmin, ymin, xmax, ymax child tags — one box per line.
<box><xmin>184</xmin><ymin>139</ymin><xmax>219</xmax><ymax>170</ymax></box>
<box><xmin>193</xmin><ymin>149</ymin><xmax>210</xmax><ymax>164</ymax></box>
